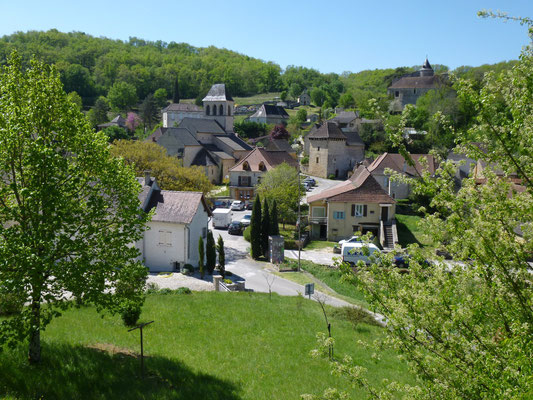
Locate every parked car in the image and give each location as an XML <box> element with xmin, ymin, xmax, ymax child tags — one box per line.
<box><xmin>303</xmin><ymin>177</ymin><xmax>316</xmax><ymax>187</ymax></box>
<box><xmin>245</xmin><ymin>201</ymin><xmax>254</xmax><ymax>210</ymax></box>
<box><xmin>338</xmin><ymin>235</ymin><xmax>362</xmax><ymax>246</ymax></box>
<box><xmin>230</xmin><ymin>200</ymin><xmax>245</xmax><ymax>211</ymax></box>
<box><xmin>228</xmin><ymin>221</ymin><xmax>244</xmax><ymax>235</ymax></box>
<box><xmin>240</xmin><ymin>213</ymin><xmax>252</xmax><ymax>227</ymax></box>
<box><xmin>342</xmin><ymin>243</ymin><xmax>381</xmax><ymax>266</ymax></box>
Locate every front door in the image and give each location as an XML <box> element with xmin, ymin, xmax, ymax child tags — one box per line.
<box><xmin>381</xmin><ymin>207</ymin><xmax>389</xmax><ymax>222</ymax></box>
<box><xmin>319</xmin><ymin>224</ymin><xmax>327</xmax><ymax>239</ymax></box>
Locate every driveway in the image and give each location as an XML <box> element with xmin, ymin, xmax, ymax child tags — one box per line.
<box><xmin>300</xmin><ymin>175</ymin><xmax>341</xmax><ymax>205</ymax></box>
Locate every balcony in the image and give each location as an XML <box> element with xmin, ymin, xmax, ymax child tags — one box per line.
<box><xmin>309</xmin><ymin>216</ymin><xmax>327</xmax><ymax>224</ymax></box>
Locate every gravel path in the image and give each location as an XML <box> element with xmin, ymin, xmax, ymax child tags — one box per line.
<box><xmin>147</xmin><ymin>272</ymin><xmax>214</xmax><ymax>291</ymax></box>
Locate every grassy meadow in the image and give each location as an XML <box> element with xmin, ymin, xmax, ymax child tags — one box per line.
<box><xmin>0</xmin><ymin>292</ymin><xmax>414</xmax><ymax>399</ymax></box>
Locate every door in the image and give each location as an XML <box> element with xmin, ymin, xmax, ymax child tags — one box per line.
<box><xmin>381</xmin><ymin>207</ymin><xmax>389</xmax><ymax>222</ymax></box>
<box><xmin>319</xmin><ymin>224</ymin><xmax>327</xmax><ymax>239</ymax></box>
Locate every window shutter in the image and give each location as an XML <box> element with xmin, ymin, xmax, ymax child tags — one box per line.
<box><xmin>363</xmin><ymin>205</ymin><xmax>367</xmax><ymax>217</ymax></box>
<box><xmin>351</xmin><ymin>204</ymin><xmax>355</xmax><ymax>216</ymax></box>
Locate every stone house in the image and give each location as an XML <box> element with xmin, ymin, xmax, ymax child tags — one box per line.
<box><xmin>388</xmin><ymin>58</ymin><xmax>445</xmax><ymax>112</ymax></box>
<box><xmin>248</xmin><ymin>104</ymin><xmax>290</xmax><ymax>125</ymax></box>
<box><xmin>306</xmin><ymin>122</ymin><xmax>365</xmax><ymax>179</ymax></box>
<box><xmin>366</xmin><ymin>152</ymin><xmax>437</xmax><ymax>199</ymax></box>
<box><xmin>136</xmin><ymin>173</ymin><xmax>212</xmax><ymax>272</ymax></box>
<box><xmin>307</xmin><ymin>165</ymin><xmax>395</xmax><ymax>245</ymax></box>
<box><xmin>298</xmin><ymin>90</ymin><xmax>311</xmax><ymax>106</ymax></box>
<box><xmin>97</xmin><ymin>115</ymin><xmax>126</xmax><ymax>130</ymax></box>
<box><xmin>162</xmin><ymin>103</ymin><xmax>203</xmax><ymax>128</ymax></box>
<box><xmin>228</xmin><ymin>148</ymin><xmax>299</xmax><ymax>200</ymax></box>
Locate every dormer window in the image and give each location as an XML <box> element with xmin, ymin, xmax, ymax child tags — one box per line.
<box><xmin>243</xmin><ymin>161</ymin><xmax>250</xmax><ymax>171</ymax></box>
<box><xmin>258</xmin><ymin>162</ymin><xmax>266</xmax><ymax>171</ymax></box>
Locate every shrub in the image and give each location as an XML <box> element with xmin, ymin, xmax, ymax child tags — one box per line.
<box><xmin>327</xmin><ymin>174</ymin><xmax>336</xmax><ymax>180</ymax></box>
<box><xmin>243</xmin><ymin>226</ymin><xmax>251</xmax><ymax>242</ymax></box>
<box><xmin>0</xmin><ymin>291</ymin><xmax>25</xmax><ymax>316</ymax></box>
<box><xmin>159</xmin><ymin>288</ymin><xmax>174</xmax><ymax>295</ymax></box>
<box><xmin>120</xmin><ymin>300</ymin><xmax>142</xmax><ymax>327</ymax></box>
<box><xmin>223</xmin><ymin>279</ymin><xmax>232</xmax><ymax>284</ymax></box>
<box><xmin>175</xmin><ymin>287</ymin><xmax>192</xmax><ymax>295</ymax></box>
<box><xmin>284</xmin><ymin>239</ymin><xmax>299</xmax><ymax>250</ymax></box>
<box><xmin>145</xmin><ymin>282</ymin><xmax>159</xmax><ymax>294</ymax></box>
<box><xmin>182</xmin><ymin>264</ymin><xmax>194</xmax><ymax>275</ymax></box>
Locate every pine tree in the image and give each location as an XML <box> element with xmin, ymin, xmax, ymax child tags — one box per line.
<box><xmin>198</xmin><ymin>236</ymin><xmax>205</xmax><ymax>279</ymax></box>
<box><xmin>206</xmin><ymin>230</ymin><xmax>216</xmax><ymax>274</ymax></box>
<box><xmin>270</xmin><ymin>199</ymin><xmax>279</xmax><ymax>235</ymax></box>
<box><xmin>261</xmin><ymin>200</ymin><xmax>270</xmax><ymax>257</ymax></box>
<box><xmin>217</xmin><ymin>235</ymin><xmax>225</xmax><ymax>278</ymax></box>
<box><xmin>250</xmin><ymin>195</ymin><xmax>262</xmax><ymax>259</ymax></box>
<box><xmin>172</xmin><ymin>77</ymin><xmax>180</xmax><ymax>103</ymax></box>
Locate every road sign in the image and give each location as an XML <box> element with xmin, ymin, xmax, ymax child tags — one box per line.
<box><xmin>305</xmin><ymin>283</ymin><xmax>314</xmax><ymax>299</ymax></box>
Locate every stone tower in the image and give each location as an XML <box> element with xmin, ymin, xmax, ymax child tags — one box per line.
<box><xmin>419</xmin><ymin>57</ymin><xmax>434</xmax><ymax>77</ymax></box>
<box><xmin>202</xmin><ymin>84</ymin><xmax>235</xmax><ymax>132</ymax></box>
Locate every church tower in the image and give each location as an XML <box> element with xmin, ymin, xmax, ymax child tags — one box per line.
<box><xmin>419</xmin><ymin>57</ymin><xmax>434</xmax><ymax>77</ymax></box>
<box><xmin>202</xmin><ymin>84</ymin><xmax>235</xmax><ymax>132</ymax></box>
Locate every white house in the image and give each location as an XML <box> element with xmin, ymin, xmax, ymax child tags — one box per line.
<box><xmin>136</xmin><ymin>173</ymin><xmax>212</xmax><ymax>272</ymax></box>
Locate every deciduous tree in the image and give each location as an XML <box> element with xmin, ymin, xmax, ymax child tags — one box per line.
<box><xmin>0</xmin><ymin>53</ymin><xmax>149</xmax><ymax>363</ymax></box>
<box><xmin>108</xmin><ymin>81</ymin><xmax>138</xmax><ymax>112</ymax></box>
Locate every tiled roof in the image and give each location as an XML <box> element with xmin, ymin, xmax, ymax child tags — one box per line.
<box><xmin>249</xmin><ymin>104</ymin><xmax>290</xmax><ymax>119</ymax></box>
<box><xmin>307</xmin><ymin>166</ymin><xmax>394</xmax><ymax>204</ymax></box>
<box><xmin>229</xmin><ymin>148</ymin><xmax>298</xmax><ymax>172</ymax></box>
<box><xmin>162</xmin><ymin>103</ymin><xmax>202</xmax><ymax>113</ymax></box>
<box><xmin>202</xmin><ymin>84</ymin><xmax>233</xmax><ymax>102</ymax></box>
<box><xmin>98</xmin><ymin>115</ymin><xmax>126</xmax><ymax>129</ymax></box>
<box><xmin>178</xmin><ymin>118</ymin><xmax>226</xmax><ymax>135</ymax></box>
<box><xmin>213</xmin><ymin>134</ymin><xmax>253</xmax><ymax>151</ymax></box>
<box><xmin>147</xmin><ymin>190</ymin><xmax>211</xmax><ymax>224</ymax></box>
<box><xmin>388</xmin><ymin>75</ymin><xmax>441</xmax><ymax>89</ymax></box>
<box><xmin>146</xmin><ymin>127</ymin><xmax>200</xmax><ymax>146</ymax></box>
<box><xmin>308</xmin><ymin>121</ymin><xmax>346</xmax><ymax>140</ymax></box>
<box><xmin>367</xmin><ymin>153</ymin><xmax>436</xmax><ymax>176</ymax></box>
<box><xmin>330</xmin><ymin>111</ymin><xmax>359</xmax><ymax>124</ymax></box>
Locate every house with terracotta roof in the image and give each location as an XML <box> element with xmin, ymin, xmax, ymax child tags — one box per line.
<box><xmin>228</xmin><ymin>148</ymin><xmax>299</xmax><ymax>201</ymax></box>
<box><xmin>387</xmin><ymin>58</ymin><xmax>447</xmax><ymax>112</ymax></box>
<box><xmin>136</xmin><ymin>172</ymin><xmax>212</xmax><ymax>272</ymax></box>
<box><xmin>366</xmin><ymin>152</ymin><xmax>437</xmax><ymax>199</ymax></box>
<box><xmin>307</xmin><ymin>165</ymin><xmax>396</xmax><ymax>245</ymax></box>
<box><xmin>306</xmin><ymin>121</ymin><xmax>365</xmax><ymax>179</ymax></box>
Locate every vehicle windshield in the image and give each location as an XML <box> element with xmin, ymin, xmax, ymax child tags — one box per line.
<box><xmin>243</xmin><ymin>215</ymin><xmax>251</xmax><ymax>220</ymax></box>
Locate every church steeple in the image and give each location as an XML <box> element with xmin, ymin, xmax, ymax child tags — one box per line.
<box><xmin>202</xmin><ymin>83</ymin><xmax>234</xmax><ymax>132</ymax></box>
<box><xmin>420</xmin><ymin>56</ymin><xmax>434</xmax><ymax>77</ymax></box>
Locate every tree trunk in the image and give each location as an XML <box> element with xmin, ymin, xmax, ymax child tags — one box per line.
<box><xmin>28</xmin><ymin>300</ymin><xmax>41</xmax><ymax>364</ymax></box>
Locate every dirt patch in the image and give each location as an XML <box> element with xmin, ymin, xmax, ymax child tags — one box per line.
<box><xmin>87</xmin><ymin>343</ymin><xmax>140</xmax><ymax>359</ymax></box>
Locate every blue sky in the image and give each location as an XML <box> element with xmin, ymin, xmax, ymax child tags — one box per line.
<box><xmin>0</xmin><ymin>0</ymin><xmax>531</xmax><ymax>73</ymax></box>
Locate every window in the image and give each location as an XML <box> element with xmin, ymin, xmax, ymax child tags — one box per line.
<box><xmin>219</xmin><ymin>104</ymin><xmax>224</xmax><ymax>115</ymax></box>
<box><xmin>213</xmin><ymin>105</ymin><xmax>217</xmax><ymax>116</ymax></box>
<box><xmin>317</xmin><ymin>146</ymin><xmax>320</xmax><ymax>151</ymax></box>
<box><xmin>413</xmin><ymin>89</ymin><xmax>417</xmax><ymax>94</ymax></box>
<box><xmin>158</xmin><ymin>230</ymin><xmax>172</xmax><ymax>247</ymax></box>
<box><xmin>228</xmin><ymin>105</ymin><xmax>232</xmax><ymax>115</ymax></box>
<box><xmin>333</xmin><ymin>211</ymin><xmax>345</xmax><ymax>220</ymax></box>
<box><xmin>238</xmin><ymin>176</ymin><xmax>251</xmax><ymax>187</ymax></box>
<box><xmin>242</xmin><ymin>161</ymin><xmax>250</xmax><ymax>171</ymax></box>
<box><xmin>395</xmin><ymin>91</ymin><xmax>399</xmax><ymax>98</ymax></box>
<box><xmin>316</xmin><ymin>157</ymin><xmax>319</xmax><ymax>164</ymax></box>
<box><xmin>258</xmin><ymin>162</ymin><xmax>266</xmax><ymax>171</ymax></box>
<box><xmin>351</xmin><ymin>204</ymin><xmax>367</xmax><ymax>217</ymax></box>
<box><xmin>206</xmin><ymin>105</ymin><xmax>210</xmax><ymax>116</ymax></box>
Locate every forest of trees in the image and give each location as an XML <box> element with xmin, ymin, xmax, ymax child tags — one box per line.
<box><xmin>0</xmin><ymin>30</ymin><xmax>518</xmax><ymax>113</ymax></box>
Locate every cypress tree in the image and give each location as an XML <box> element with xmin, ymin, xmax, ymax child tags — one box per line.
<box><xmin>206</xmin><ymin>230</ymin><xmax>216</xmax><ymax>274</ymax></box>
<box><xmin>172</xmin><ymin>77</ymin><xmax>180</xmax><ymax>103</ymax></box>
<box><xmin>198</xmin><ymin>236</ymin><xmax>205</xmax><ymax>279</ymax></box>
<box><xmin>270</xmin><ymin>199</ymin><xmax>279</xmax><ymax>235</ymax></box>
<box><xmin>217</xmin><ymin>235</ymin><xmax>225</xmax><ymax>278</ymax></box>
<box><xmin>261</xmin><ymin>200</ymin><xmax>270</xmax><ymax>257</ymax></box>
<box><xmin>250</xmin><ymin>195</ymin><xmax>262</xmax><ymax>260</ymax></box>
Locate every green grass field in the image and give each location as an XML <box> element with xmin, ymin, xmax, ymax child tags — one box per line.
<box><xmin>233</xmin><ymin>93</ymin><xmax>281</xmax><ymax>105</ymax></box>
<box><xmin>395</xmin><ymin>214</ymin><xmax>433</xmax><ymax>248</ymax></box>
<box><xmin>0</xmin><ymin>292</ymin><xmax>413</xmax><ymax>399</ymax></box>
<box><xmin>304</xmin><ymin>240</ymin><xmax>337</xmax><ymax>251</ymax></box>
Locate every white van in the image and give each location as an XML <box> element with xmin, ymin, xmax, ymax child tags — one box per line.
<box><xmin>342</xmin><ymin>243</ymin><xmax>381</xmax><ymax>266</ymax></box>
<box><xmin>212</xmin><ymin>208</ymin><xmax>232</xmax><ymax>229</ymax></box>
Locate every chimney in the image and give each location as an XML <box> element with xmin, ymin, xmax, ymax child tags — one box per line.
<box><xmin>144</xmin><ymin>170</ymin><xmax>151</xmax><ymax>186</ymax></box>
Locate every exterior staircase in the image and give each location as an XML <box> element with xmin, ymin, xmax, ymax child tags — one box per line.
<box><xmin>383</xmin><ymin>224</ymin><xmax>394</xmax><ymax>250</ymax></box>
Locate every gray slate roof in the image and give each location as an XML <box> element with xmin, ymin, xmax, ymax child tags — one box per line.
<box><xmin>98</xmin><ymin>115</ymin><xmax>126</xmax><ymax>129</ymax></box>
<box><xmin>213</xmin><ymin>134</ymin><xmax>253</xmax><ymax>151</ymax></box>
<box><xmin>308</xmin><ymin>122</ymin><xmax>346</xmax><ymax>140</ymax></box>
<box><xmin>146</xmin><ymin>127</ymin><xmax>200</xmax><ymax>146</ymax></box>
<box><xmin>202</xmin><ymin>84</ymin><xmax>233</xmax><ymax>102</ymax></box>
<box><xmin>250</xmin><ymin>104</ymin><xmax>290</xmax><ymax>119</ymax></box>
<box><xmin>147</xmin><ymin>190</ymin><xmax>211</xmax><ymax>224</ymax></box>
<box><xmin>331</xmin><ymin>111</ymin><xmax>359</xmax><ymax>124</ymax></box>
<box><xmin>344</xmin><ymin>132</ymin><xmax>365</xmax><ymax>146</ymax></box>
<box><xmin>178</xmin><ymin>118</ymin><xmax>226</xmax><ymax>135</ymax></box>
<box><xmin>162</xmin><ymin>103</ymin><xmax>202</xmax><ymax>113</ymax></box>
<box><xmin>191</xmin><ymin>148</ymin><xmax>218</xmax><ymax>167</ymax></box>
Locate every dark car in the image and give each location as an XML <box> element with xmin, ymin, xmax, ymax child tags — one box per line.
<box><xmin>228</xmin><ymin>221</ymin><xmax>243</xmax><ymax>235</ymax></box>
<box><xmin>245</xmin><ymin>201</ymin><xmax>253</xmax><ymax>210</ymax></box>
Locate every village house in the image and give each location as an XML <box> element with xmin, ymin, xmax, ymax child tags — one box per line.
<box><xmin>307</xmin><ymin>165</ymin><xmax>396</xmax><ymax>247</ymax></box>
<box><xmin>388</xmin><ymin>58</ymin><xmax>445</xmax><ymax>112</ymax></box>
<box><xmin>366</xmin><ymin>152</ymin><xmax>437</xmax><ymax>199</ymax></box>
<box><xmin>136</xmin><ymin>172</ymin><xmax>211</xmax><ymax>272</ymax></box>
<box><xmin>162</xmin><ymin>102</ymin><xmax>203</xmax><ymax>127</ymax></box>
<box><xmin>306</xmin><ymin>121</ymin><xmax>365</xmax><ymax>179</ymax></box>
<box><xmin>248</xmin><ymin>104</ymin><xmax>290</xmax><ymax>125</ymax></box>
<box><xmin>298</xmin><ymin>90</ymin><xmax>311</xmax><ymax>106</ymax></box>
<box><xmin>228</xmin><ymin>147</ymin><xmax>299</xmax><ymax>201</ymax></box>
<box><xmin>97</xmin><ymin>115</ymin><xmax>126</xmax><ymax>131</ymax></box>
